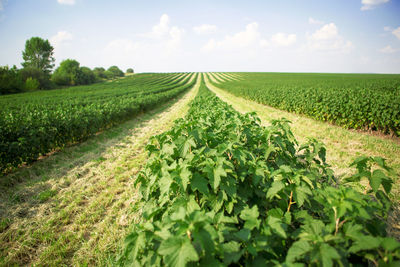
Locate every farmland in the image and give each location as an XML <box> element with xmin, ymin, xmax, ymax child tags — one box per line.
<box><xmin>0</xmin><ymin>72</ymin><xmax>196</xmax><ymax>173</ymax></box>
<box><xmin>208</xmin><ymin>72</ymin><xmax>400</xmax><ymax>136</ymax></box>
<box><xmin>1</xmin><ymin>73</ymin><xmax>400</xmax><ymax>266</ymax></box>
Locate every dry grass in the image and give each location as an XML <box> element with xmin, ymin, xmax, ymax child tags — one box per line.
<box><xmin>0</xmin><ymin>75</ymin><xmax>200</xmax><ymax>266</ymax></box>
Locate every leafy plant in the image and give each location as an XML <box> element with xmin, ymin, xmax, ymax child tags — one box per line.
<box><xmin>211</xmin><ymin>72</ymin><xmax>400</xmax><ymax>136</ymax></box>
<box><xmin>119</xmin><ymin>77</ymin><xmax>399</xmax><ymax>266</ymax></box>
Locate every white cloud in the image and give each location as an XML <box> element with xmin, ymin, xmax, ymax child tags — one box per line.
<box><xmin>202</xmin><ymin>22</ymin><xmax>297</xmax><ymax>52</ymax></box>
<box><xmin>50</xmin><ymin>31</ymin><xmax>73</xmax><ymax>48</ymax></box>
<box><xmin>149</xmin><ymin>14</ymin><xmax>170</xmax><ymax>38</ymax></box>
<box><xmin>392</xmin><ymin>27</ymin><xmax>400</xmax><ymax>40</ymax></box>
<box><xmin>259</xmin><ymin>39</ymin><xmax>269</xmax><ymax>48</ymax></box>
<box><xmin>270</xmin><ymin>33</ymin><xmax>297</xmax><ymax>47</ymax></box>
<box><xmin>57</xmin><ymin>0</ymin><xmax>75</xmax><ymax>5</ymax></box>
<box><xmin>167</xmin><ymin>26</ymin><xmax>184</xmax><ymax>50</ymax></box>
<box><xmin>308</xmin><ymin>17</ymin><xmax>324</xmax><ymax>25</ymax></box>
<box><xmin>193</xmin><ymin>24</ymin><xmax>217</xmax><ymax>35</ymax></box>
<box><xmin>361</xmin><ymin>0</ymin><xmax>389</xmax><ymax>11</ymax></box>
<box><xmin>307</xmin><ymin>23</ymin><xmax>353</xmax><ymax>52</ymax></box>
<box><xmin>202</xmin><ymin>22</ymin><xmax>261</xmax><ymax>51</ymax></box>
<box><xmin>141</xmin><ymin>14</ymin><xmax>184</xmax><ymax>50</ymax></box>
<box><xmin>379</xmin><ymin>45</ymin><xmax>398</xmax><ymax>53</ymax></box>
<box><xmin>384</xmin><ymin>26</ymin><xmax>392</xmax><ymax>32</ymax></box>
<box><xmin>311</xmin><ymin>23</ymin><xmax>338</xmax><ymax>40</ymax></box>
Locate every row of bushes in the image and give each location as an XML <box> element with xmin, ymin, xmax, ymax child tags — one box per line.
<box><xmin>0</xmin><ymin>62</ymin><xmax>132</xmax><ymax>95</ymax></box>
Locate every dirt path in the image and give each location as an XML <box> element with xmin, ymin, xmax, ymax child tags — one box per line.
<box><xmin>0</xmin><ymin>75</ymin><xmax>200</xmax><ymax>266</ymax></box>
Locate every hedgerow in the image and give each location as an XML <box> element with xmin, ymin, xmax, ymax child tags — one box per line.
<box><xmin>119</xmin><ymin>77</ymin><xmax>399</xmax><ymax>266</ymax></box>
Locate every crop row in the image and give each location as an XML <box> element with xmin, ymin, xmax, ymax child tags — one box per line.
<box><xmin>0</xmin><ymin>73</ymin><xmax>196</xmax><ymax>172</ymax></box>
<box><xmin>119</xmin><ymin>76</ymin><xmax>399</xmax><ymax>266</ymax></box>
<box><xmin>210</xmin><ymin>73</ymin><xmax>400</xmax><ymax>136</ymax></box>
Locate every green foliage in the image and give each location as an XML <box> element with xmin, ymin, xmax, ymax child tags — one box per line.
<box><xmin>21</xmin><ymin>37</ymin><xmax>55</xmax><ymax>74</ymax></box>
<box><xmin>52</xmin><ymin>59</ymin><xmax>81</xmax><ymax>86</ymax></box>
<box><xmin>24</xmin><ymin>77</ymin><xmax>40</xmax><ymax>91</ymax></box>
<box><xmin>19</xmin><ymin>66</ymin><xmax>53</xmax><ymax>89</ymax></box>
<box><xmin>0</xmin><ymin>73</ymin><xmax>196</xmax><ymax>172</ymax></box>
<box><xmin>79</xmin><ymin>67</ymin><xmax>96</xmax><ymax>85</ymax></box>
<box><xmin>107</xmin><ymin>66</ymin><xmax>124</xmax><ymax>78</ymax></box>
<box><xmin>126</xmin><ymin>68</ymin><xmax>134</xmax><ymax>74</ymax></box>
<box><xmin>93</xmin><ymin>67</ymin><xmax>106</xmax><ymax>80</ymax></box>
<box><xmin>119</xmin><ymin>77</ymin><xmax>399</xmax><ymax>266</ymax></box>
<box><xmin>52</xmin><ymin>59</ymin><xmax>96</xmax><ymax>86</ymax></box>
<box><xmin>103</xmin><ymin>70</ymin><xmax>114</xmax><ymax>79</ymax></box>
<box><xmin>0</xmin><ymin>65</ymin><xmax>24</xmax><ymax>94</ymax></box>
<box><xmin>214</xmin><ymin>73</ymin><xmax>400</xmax><ymax>136</ymax></box>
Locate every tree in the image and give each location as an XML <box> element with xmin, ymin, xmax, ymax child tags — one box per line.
<box><xmin>103</xmin><ymin>70</ymin><xmax>114</xmax><ymax>79</ymax></box>
<box><xmin>20</xmin><ymin>66</ymin><xmax>54</xmax><ymax>89</ymax></box>
<box><xmin>0</xmin><ymin>66</ymin><xmax>24</xmax><ymax>94</ymax></box>
<box><xmin>79</xmin><ymin>67</ymin><xmax>96</xmax><ymax>85</ymax></box>
<box><xmin>107</xmin><ymin>66</ymin><xmax>124</xmax><ymax>78</ymax></box>
<box><xmin>52</xmin><ymin>59</ymin><xmax>81</xmax><ymax>86</ymax></box>
<box><xmin>93</xmin><ymin>67</ymin><xmax>106</xmax><ymax>80</ymax></box>
<box><xmin>126</xmin><ymin>68</ymin><xmax>134</xmax><ymax>74</ymax></box>
<box><xmin>22</xmin><ymin>37</ymin><xmax>55</xmax><ymax>74</ymax></box>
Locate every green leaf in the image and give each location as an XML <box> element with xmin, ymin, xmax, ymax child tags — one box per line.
<box><xmin>180</xmin><ymin>166</ymin><xmax>191</xmax><ymax>191</ymax></box>
<box><xmin>286</xmin><ymin>240</ymin><xmax>311</xmax><ymax>263</ymax></box>
<box><xmin>319</xmin><ymin>243</ymin><xmax>340</xmax><ymax>267</ymax></box>
<box><xmin>267</xmin><ymin>180</ymin><xmax>285</xmax><ymax>199</ymax></box>
<box><xmin>381</xmin><ymin>237</ymin><xmax>400</xmax><ymax>251</ymax></box>
<box><xmin>191</xmin><ymin>172</ymin><xmax>209</xmax><ymax>195</ymax></box>
<box><xmin>234</xmin><ymin>228</ymin><xmax>251</xmax><ymax>242</ymax></box>
<box><xmin>370</xmin><ymin>169</ymin><xmax>385</xmax><ymax>192</ymax></box>
<box><xmin>162</xmin><ymin>143</ymin><xmax>176</xmax><ymax>156</ymax></box>
<box><xmin>240</xmin><ymin>205</ymin><xmax>260</xmax><ymax>230</ymax></box>
<box><xmin>221</xmin><ymin>241</ymin><xmax>242</xmax><ymax>264</ymax></box>
<box><xmin>294</xmin><ymin>185</ymin><xmax>312</xmax><ymax>207</ymax></box>
<box><xmin>158</xmin><ymin>236</ymin><xmax>199</xmax><ymax>267</ymax></box>
<box><xmin>182</xmin><ymin>137</ymin><xmax>196</xmax><ymax>157</ymax></box>
<box><xmin>266</xmin><ymin>216</ymin><xmax>287</xmax><ymax>238</ymax></box>
<box><xmin>348</xmin><ymin>235</ymin><xmax>381</xmax><ymax>253</ymax></box>
<box><xmin>213</xmin><ymin>162</ymin><xmax>227</xmax><ymax>190</ymax></box>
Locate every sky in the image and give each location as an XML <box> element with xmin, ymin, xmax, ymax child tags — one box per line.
<box><xmin>0</xmin><ymin>0</ymin><xmax>400</xmax><ymax>73</ymax></box>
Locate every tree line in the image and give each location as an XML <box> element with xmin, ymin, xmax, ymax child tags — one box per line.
<box><xmin>0</xmin><ymin>37</ymin><xmax>134</xmax><ymax>95</ymax></box>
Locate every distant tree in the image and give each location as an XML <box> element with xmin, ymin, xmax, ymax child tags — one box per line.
<box><xmin>79</xmin><ymin>67</ymin><xmax>96</xmax><ymax>85</ymax></box>
<box><xmin>126</xmin><ymin>68</ymin><xmax>134</xmax><ymax>74</ymax></box>
<box><xmin>20</xmin><ymin>66</ymin><xmax>53</xmax><ymax>89</ymax></box>
<box><xmin>22</xmin><ymin>37</ymin><xmax>55</xmax><ymax>74</ymax></box>
<box><xmin>24</xmin><ymin>77</ymin><xmax>40</xmax><ymax>91</ymax></box>
<box><xmin>93</xmin><ymin>67</ymin><xmax>106</xmax><ymax>80</ymax></box>
<box><xmin>52</xmin><ymin>59</ymin><xmax>81</xmax><ymax>86</ymax></box>
<box><xmin>103</xmin><ymin>70</ymin><xmax>114</xmax><ymax>79</ymax></box>
<box><xmin>0</xmin><ymin>66</ymin><xmax>24</xmax><ymax>94</ymax></box>
<box><xmin>107</xmin><ymin>66</ymin><xmax>124</xmax><ymax>78</ymax></box>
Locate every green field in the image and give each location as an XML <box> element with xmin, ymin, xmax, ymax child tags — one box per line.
<box><xmin>1</xmin><ymin>73</ymin><xmax>399</xmax><ymax>266</ymax></box>
<box><xmin>209</xmin><ymin>72</ymin><xmax>400</xmax><ymax>136</ymax></box>
<box><xmin>0</xmin><ymin>73</ymin><xmax>195</xmax><ymax>173</ymax></box>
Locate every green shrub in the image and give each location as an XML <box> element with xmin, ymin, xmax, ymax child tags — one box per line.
<box><xmin>24</xmin><ymin>77</ymin><xmax>40</xmax><ymax>91</ymax></box>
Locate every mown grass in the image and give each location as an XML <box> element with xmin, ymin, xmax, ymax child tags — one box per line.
<box><xmin>0</xmin><ymin>75</ymin><xmax>200</xmax><ymax>266</ymax></box>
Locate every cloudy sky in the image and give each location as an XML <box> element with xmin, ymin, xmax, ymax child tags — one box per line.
<box><xmin>0</xmin><ymin>0</ymin><xmax>400</xmax><ymax>73</ymax></box>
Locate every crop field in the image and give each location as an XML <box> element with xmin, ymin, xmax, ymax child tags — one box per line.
<box><xmin>1</xmin><ymin>73</ymin><xmax>400</xmax><ymax>266</ymax></box>
<box><xmin>0</xmin><ymin>72</ymin><xmax>196</xmax><ymax>173</ymax></box>
<box><xmin>209</xmin><ymin>72</ymin><xmax>400</xmax><ymax>136</ymax></box>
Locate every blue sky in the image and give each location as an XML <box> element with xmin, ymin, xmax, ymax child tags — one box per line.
<box><xmin>0</xmin><ymin>0</ymin><xmax>399</xmax><ymax>73</ymax></box>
